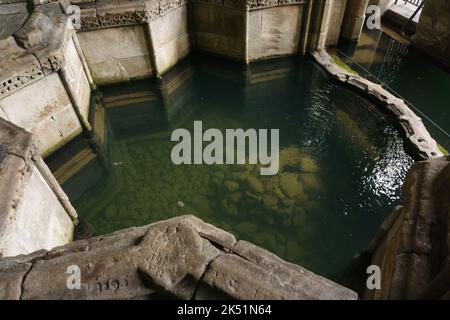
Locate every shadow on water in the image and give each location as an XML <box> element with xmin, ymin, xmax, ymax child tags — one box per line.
<box><xmin>46</xmin><ymin>54</ymin><xmax>414</xmax><ymax>289</ymax></box>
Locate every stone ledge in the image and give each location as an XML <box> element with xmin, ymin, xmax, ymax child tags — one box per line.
<box><xmin>363</xmin><ymin>156</ymin><xmax>450</xmax><ymax>299</ymax></box>
<box><xmin>0</xmin><ymin>215</ymin><xmax>358</xmax><ymax>300</ymax></box>
<box><xmin>311</xmin><ymin>50</ymin><xmax>443</xmax><ymax>161</ymax></box>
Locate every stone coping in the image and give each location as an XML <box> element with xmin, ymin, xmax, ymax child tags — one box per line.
<box><xmin>0</xmin><ymin>215</ymin><xmax>358</xmax><ymax>300</ymax></box>
<box><xmin>312</xmin><ymin>50</ymin><xmax>443</xmax><ymax>161</ymax></box>
<box><xmin>76</xmin><ymin>0</ymin><xmax>307</xmax><ymax>31</ymax></box>
<box><xmin>0</xmin><ymin>3</ymin><xmax>75</xmax><ymax>100</ymax></box>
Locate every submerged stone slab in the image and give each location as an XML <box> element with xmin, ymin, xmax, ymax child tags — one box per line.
<box><xmin>0</xmin><ymin>215</ymin><xmax>358</xmax><ymax>300</ymax></box>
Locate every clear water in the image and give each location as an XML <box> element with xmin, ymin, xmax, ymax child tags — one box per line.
<box><xmin>337</xmin><ymin>28</ymin><xmax>450</xmax><ymax>136</ymax></box>
<box><xmin>47</xmin><ymin>56</ymin><xmax>414</xmax><ymax>284</ymax></box>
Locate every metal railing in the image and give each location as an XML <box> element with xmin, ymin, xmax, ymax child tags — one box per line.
<box><xmin>332</xmin><ymin>49</ymin><xmax>450</xmax><ymax>154</ymax></box>
<box><xmin>398</xmin><ymin>0</ymin><xmax>426</xmax><ymax>36</ymax></box>
<box><xmin>395</xmin><ymin>0</ymin><xmax>424</xmax><ymax>7</ymax></box>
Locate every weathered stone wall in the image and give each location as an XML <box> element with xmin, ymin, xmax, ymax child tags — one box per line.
<box><xmin>363</xmin><ymin>156</ymin><xmax>450</xmax><ymax>300</ymax></box>
<box><xmin>148</xmin><ymin>4</ymin><xmax>191</xmax><ymax>75</ymax></box>
<box><xmin>413</xmin><ymin>0</ymin><xmax>450</xmax><ymax>68</ymax></box>
<box><xmin>77</xmin><ymin>26</ymin><xmax>153</xmax><ymax>84</ymax></box>
<box><xmin>325</xmin><ymin>0</ymin><xmax>347</xmax><ymax>46</ymax></box>
<box><xmin>0</xmin><ymin>215</ymin><xmax>358</xmax><ymax>300</ymax></box>
<box><xmin>0</xmin><ymin>118</ymin><xmax>77</xmax><ymax>258</ymax></box>
<box><xmin>0</xmin><ymin>5</ymin><xmax>92</xmax><ymax>156</ymax></box>
<box><xmin>73</xmin><ymin>0</ymin><xmax>338</xmax><ymax>69</ymax></box>
<box><xmin>340</xmin><ymin>0</ymin><xmax>369</xmax><ymax>42</ymax></box>
<box><xmin>0</xmin><ymin>73</ymin><xmax>82</xmax><ymax>157</ymax></box>
<box><xmin>192</xmin><ymin>2</ymin><xmax>246</xmax><ymax>60</ymax></box>
<box><xmin>247</xmin><ymin>5</ymin><xmax>303</xmax><ymax>60</ymax></box>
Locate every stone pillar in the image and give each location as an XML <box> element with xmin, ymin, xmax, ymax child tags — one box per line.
<box><xmin>326</xmin><ymin>0</ymin><xmax>348</xmax><ymax>46</ymax></box>
<box><xmin>307</xmin><ymin>0</ymin><xmax>334</xmax><ymax>51</ymax></box>
<box><xmin>413</xmin><ymin>0</ymin><xmax>450</xmax><ymax>68</ymax></box>
<box><xmin>340</xmin><ymin>0</ymin><xmax>370</xmax><ymax>42</ymax></box>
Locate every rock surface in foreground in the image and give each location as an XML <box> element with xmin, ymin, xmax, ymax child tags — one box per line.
<box><xmin>0</xmin><ymin>215</ymin><xmax>358</xmax><ymax>300</ymax></box>
<box><xmin>364</xmin><ymin>156</ymin><xmax>450</xmax><ymax>300</ymax></box>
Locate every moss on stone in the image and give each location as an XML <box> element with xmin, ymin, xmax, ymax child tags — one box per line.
<box><xmin>330</xmin><ymin>54</ymin><xmax>359</xmax><ymax>76</ymax></box>
<box><xmin>438</xmin><ymin>143</ymin><xmax>449</xmax><ymax>155</ymax></box>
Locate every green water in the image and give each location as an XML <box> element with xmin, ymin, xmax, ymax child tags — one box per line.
<box><xmin>337</xmin><ymin>28</ymin><xmax>450</xmax><ymax>140</ymax></box>
<box><xmin>48</xmin><ymin>56</ymin><xmax>414</xmax><ymax>284</ymax></box>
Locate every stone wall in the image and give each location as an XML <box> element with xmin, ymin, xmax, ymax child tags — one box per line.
<box><xmin>77</xmin><ymin>26</ymin><xmax>154</xmax><ymax>84</ymax></box>
<box><xmin>148</xmin><ymin>4</ymin><xmax>191</xmax><ymax>74</ymax></box>
<box><xmin>325</xmin><ymin>0</ymin><xmax>347</xmax><ymax>46</ymax></box>
<box><xmin>363</xmin><ymin>156</ymin><xmax>450</xmax><ymax>300</ymax></box>
<box><xmin>0</xmin><ymin>5</ymin><xmax>92</xmax><ymax>156</ymax></box>
<box><xmin>192</xmin><ymin>2</ymin><xmax>246</xmax><ymax>60</ymax></box>
<box><xmin>247</xmin><ymin>5</ymin><xmax>303</xmax><ymax>60</ymax></box>
<box><xmin>413</xmin><ymin>0</ymin><xmax>450</xmax><ymax>68</ymax></box>
<box><xmin>0</xmin><ymin>215</ymin><xmax>358</xmax><ymax>300</ymax></box>
<box><xmin>74</xmin><ymin>0</ymin><xmax>338</xmax><ymax>69</ymax></box>
<box><xmin>340</xmin><ymin>0</ymin><xmax>369</xmax><ymax>42</ymax></box>
<box><xmin>0</xmin><ymin>118</ymin><xmax>77</xmax><ymax>258</ymax></box>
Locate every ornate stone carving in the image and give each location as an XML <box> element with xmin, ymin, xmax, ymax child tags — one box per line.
<box><xmin>77</xmin><ymin>0</ymin><xmax>306</xmax><ymax>32</ymax></box>
<box><xmin>160</xmin><ymin>0</ymin><xmax>183</xmax><ymax>15</ymax></box>
<box><xmin>80</xmin><ymin>11</ymin><xmax>150</xmax><ymax>31</ymax></box>
<box><xmin>0</xmin><ymin>64</ymin><xmax>44</xmax><ymax>100</ymax></box>
<box><xmin>195</xmin><ymin>0</ymin><xmax>305</xmax><ymax>9</ymax></box>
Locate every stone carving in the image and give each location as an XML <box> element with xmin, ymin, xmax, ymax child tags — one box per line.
<box><xmin>0</xmin><ymin>215</ymin><xmax>358</xmax><ymax>300</ymax></box>
<box><xmin>77</xmin><ymin>0</ymin><xmax>306</xmax><ymax>31</ymax></box>
<box><xmin>0</xmin><ymin>64</ymin><xmax>44</xmax><ymax>99</ymax></box>
<box><xmin>194</xmin><ymin>0</ymin><xmax>305</xmax><ymax>9</ymax></box>
<box><xmin>80</xmin><ymin>11</ymin><xmax>150</xmax><ymax>31</ymax></box>
<box><xmin>159</xmin><ymin>0</ymin><xmax>186</xmax><ymax>15</ymax></box>
<box><xmin>0</xmin><ymin>6</ymin><xmax>78</xmax><ymax>96</ymax></box>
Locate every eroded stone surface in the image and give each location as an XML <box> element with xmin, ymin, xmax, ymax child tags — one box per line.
<box><xmin>0</xmin><ymin>215</ymin><xmax>358</xmax><ymax>300</ymax></box>
<box><xmin>364</xmin><ymin>156</ymin><xmax>450</xmax><ymax>300</ymax></box>
<box><xmin>0</xmin><ymin>118</ymin><xmax>76</xmax><ymax>258</ymax></box>
<box><xmin>197</xmin><ymin>240</ymin><xmax>358</xmax><ymax>300</ymax></box>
